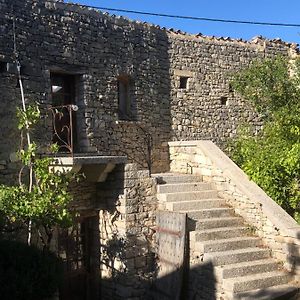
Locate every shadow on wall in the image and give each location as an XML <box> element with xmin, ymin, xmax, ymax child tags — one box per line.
<box><xmin>98</xmin><ymin>246</ymin><xmax>217</xmax><ymax>300</ymax></box>
<box><xmin>147</xmin><ymin>261</ymin><xmax>216</xmax><ymax>300</ymax></box>
<box><xmin>286</xmin><ymin>232</ymin><xmax>300</xmax><ymax>300</ymax></box>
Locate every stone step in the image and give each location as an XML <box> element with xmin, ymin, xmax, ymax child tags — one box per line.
<box><xmin>203</xmin><ymin>248</ymin><xmax>270</xmax><ymax>266</ymax></box>
<box><xmin>231</xmin><ymin>283</ymin><xmax>299</xmax><ymax>300</ymax></box>
<box><xmin>216</xmin><ymin>259</ymin><xmax>280</xmax><ymax>279</ymax></box>
<box><xmin>187</xmin><ymin>207</ymin><xmax>235</xmax><ymax>220</ymax></box>
<box><xmin>192</xmin><ymin>217</ymin><xmax>244</xmax><ymax>230</ymax></box>
<box><xmin>193</xmin><ymin>226</ymin><xmax>249</xmax><ymax>242</ymax></box>
<box><xmin>157</xmin><ymin>182</ymin><xmax>213</xmax><ymax>194</ymax></box>
<box><xmin>153</xmin><ymin>173</ymin><xmax>202</xmax><ymax>184</ymax></box>
<box><xmin>157</xmin><ymin>190</ymin><xmax>219</xmax><ymax>202</ymax></box>
<box><xmin>196</xmin><ymin>237</ymin><xmax>261</xmax><ymax>253</ymax></box>
<box><xmin>167</xmin><ymin>199</ymin><xmax>227</xmax><ymax>211</ymax></box>
<box><xmin>224</xmin><ymin>271</ymin><xmax>291</xmax><ymax>293</ymax></box>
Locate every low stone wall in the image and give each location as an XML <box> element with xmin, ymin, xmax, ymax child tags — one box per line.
<box><xmin>96</xmin><ymin>163</ymin><xmax>158</xmax><ymax>299</ymax></box>
<box><xmin>169</xmin><ymin>140</ymin><xmax>300</xmax><ymax>279</ymax></box>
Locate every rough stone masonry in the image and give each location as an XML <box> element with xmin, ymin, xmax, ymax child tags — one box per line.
<box><xmin>0</xmin><ymin>0</ymin><xmax>298</xmax><ymax>177</ymax></box>
<box><xmin>0</xmin><ymin>0</ymin><xmax>299</xmax><ymax>299</ymax></box>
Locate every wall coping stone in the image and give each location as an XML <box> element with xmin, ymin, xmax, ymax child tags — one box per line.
<box><xmin>168</xmin><ymin>140</ymin><xmax>300</xmax><ymax>238</ymax></box>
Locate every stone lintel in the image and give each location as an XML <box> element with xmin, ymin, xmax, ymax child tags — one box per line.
<box><xmin>50</xmin><ymin>154</ymin><xmax>127</xmax><ymax>182</ymax></box>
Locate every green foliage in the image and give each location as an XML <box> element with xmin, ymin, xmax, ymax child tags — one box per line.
<box><xmin>16</xmin><ymin>104</ymin><xmax>40</xmax><ymax>130</ymax></box>
<box><xmin>0</xmin><ymin>240</ymin><xmax>63</xmax><ymax>300</ymax></box>
<box><xmin>231</xmin><ymin>56</ymin><xmax>300</xmax><ymax>115</ymax></box>
<box><xmin>0</xmin><ymin>104</ymin><xmax>75</xmax><ymax>246</ymax></box>
<box><xmin>229</xmin><ymin>56</ymin><xmax>300</xmax><ymax>222</ymax></box>
<box><xmin>19</xmin><ymin>142</ymin><xmax>37</xmax><ymax>166</ymax></box>
<box><xmin>0</xmin><ymin>158</ymin><xmax>73</xmax><ymax>228</ymax></box>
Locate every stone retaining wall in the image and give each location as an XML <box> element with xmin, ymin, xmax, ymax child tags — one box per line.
<box><xmin>169</xmin><ymin>140</ymin><xmax>300</xmax><ymax>280</ymax></box>
<box><xmin>96</xmin><ymin>163</ymin><xmax>158</xmax><ymax>299</ymax></box>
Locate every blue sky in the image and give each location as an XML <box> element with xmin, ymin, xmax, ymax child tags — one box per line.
<box><xmin>66</xmin><ymin>0</ymin><xmax>300</xmax><ymax>44</ymax></box>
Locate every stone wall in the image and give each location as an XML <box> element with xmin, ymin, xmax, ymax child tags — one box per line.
<box><xmin>169</xmin><ymin>140</ymin><xmax>300</xmax><ymax>280</ymax></box>
<box><xmin>167</xmin><ymin>33</ymin><xmax>298</xmax><ymax>146</ymax></box>
<box><xmin>1</xmin><ymin>1</ymin><xmax>300</xmax><ymax>298</ymax></box>
<box><xmin>0</xmin><ymin>0</ymin><xmax>171</xmax><ymax>174</ymax></box>
<box><xmin>0</xmin><ymin>0</ymin><xmax>298</xmax><ymax>179</ymax></box>
<box><xmin>96</xmin><ymin>163</ymin><xmax>158</xmax><ymax>299</ymax></box>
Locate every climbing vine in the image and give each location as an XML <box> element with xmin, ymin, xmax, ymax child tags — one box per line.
<box><xmin>0</xmin><ymin>104</ymin><xmax>75</xmax><ymax>249</ymax></box>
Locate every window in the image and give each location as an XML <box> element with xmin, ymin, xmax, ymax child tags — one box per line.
<box><xmin>220</xmin><ymin>96</ymin><xmax>228</xmax><ymax>106</ymax></box>
<box><xmin>118</xmin><ymin>75</ymin><xmax>134</xmax><ymax>120</ymax></box>
<box><xmin>0</xmin><ymin>62</ymin><xmax>6</xmax><ymax>73</ymax></box>
<box><xmin>51</xmin><ymin>73</ymin><xmax>75</xmax><ymax>106</ymax></box>
<box><xmin>179</xmin><ymin>76</ymin><xmax>189</xmax><ymax>89</ymax></box>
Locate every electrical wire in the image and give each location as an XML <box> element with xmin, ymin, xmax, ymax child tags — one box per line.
<box><xmin>66</xmin><ymin>3</ymin><xmax>300</xmax><ymax>28</ymax></box>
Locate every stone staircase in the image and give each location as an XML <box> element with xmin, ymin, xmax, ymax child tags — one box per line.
<box><xmin>154</xmin><ymin>173</ymin><xmax>299</xmax><ymax>300</ymax></box>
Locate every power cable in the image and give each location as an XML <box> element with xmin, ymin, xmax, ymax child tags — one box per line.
<box><xmin>66</xmin><ymin>3</ymin><xmax>300</xmax><ymax>28</ymax></box>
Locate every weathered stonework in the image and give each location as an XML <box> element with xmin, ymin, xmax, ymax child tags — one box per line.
<box><xmin>0</xmin><ymin>0</ymin><xmax>299</xmax><ymax>299</ymax></box>
<box><xmin>96</xmin><ymin>163</ymin><xmax>158</xmax><ymax>299</ymax></box>
<box><xmin>0</xmin><ymin>0</ymin><xmax>298</xmax><ymax>179</ymax></box>
<box><xmin>169</xmin><ymin>141</ymin><xmax>300</xmax><ymax>282</ymax></box>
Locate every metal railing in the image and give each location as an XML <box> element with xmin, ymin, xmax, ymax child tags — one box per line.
<box><xmin>48</xmin><ymin>104</ymin><xmax>78</xmax><ymax>154</ymax></box>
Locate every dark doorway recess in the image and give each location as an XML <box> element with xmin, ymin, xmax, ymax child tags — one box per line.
<box><xmin>58</xmin><ymin>216</ymin><xmax>100</xmax><ymax>300</ymax></box>
<box><xmin>50</xmin><ymin>73</ymin><xmax>78</xmax><ymax>153</ymax></box>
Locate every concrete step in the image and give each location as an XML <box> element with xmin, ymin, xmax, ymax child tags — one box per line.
<box><xmin>203</xmin><ymin>248</ymin><xmax>270</xmax><ymax>266</ymax></box>
<box><xmin>157</xmin><ymin>190</ymin><xmax>219</xmax><ymax>202</ymax></box>
<box><xmin>193</xmin><ymin>217</ymin><xmax>244</xmax><ymax>230</ymax></box>
<box><xmin>196</xmin><ymin>237</ymin><xmax>261</xmax><ymax>253</ymax></box>
<box><xmin>187</xmin><ymin>207</ymin><xmax>235</xmax><ymax>220</ymax></box>
<box><xmin>153</xmin><ymin>173</ymin><xmax>202</xmax><ymax>184</ymax></box>
<box><xmin>193</xmin><ymin>226</ymin><xmax>249</xmax><ymax>242</ymax></box>
<box><xmin>216</xmin><ymin>259</ymin><xmax>280</xmax><ymax>279</ymax></box>
<box><xmin>231</xmin><ymin>283</ymin><xmax>299</xmax><ymax>300</ymax></box>
<box><xmin>157</xmin><ymin>182</ymin><xmax>213</xmax><ymax>193</ymax></box>
<box><xmin>167</xmin><ymin>199</ymin><xmax>227</xmax><ymax>211</ymax></box>
<box><xmin>224</xmin><ymin>271</ymin><xmax>291</xmax><ymax>293</ymax></box>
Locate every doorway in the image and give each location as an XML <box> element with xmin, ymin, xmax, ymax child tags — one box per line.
<box><xmin>50</xmin><ymin>73</ymin><xmax>77</xmax><ymax>152</ymax></box>
<box><xmin>58</xmin><ymin>216</ymin><xmax>100</xmax><ymax>300</ymax></box>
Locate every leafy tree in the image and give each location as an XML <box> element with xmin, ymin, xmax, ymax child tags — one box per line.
<box><xmin>0</xmin><ymin>104</ymin><xmax>75</xmax><ymax>249</ymax></box>
<box><xmin>229</xmin><ymin>56</ymin><xmax>300</xmax><ymax>222</ymax></box>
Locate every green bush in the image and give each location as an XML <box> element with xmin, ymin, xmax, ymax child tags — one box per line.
<box><xmin>0</xmin><ymin>240</ymin><xmax>63</xmax><ymax>300</ymax></box>
<box><xmin>229</xmin><ymin>56</ymin><xmax>300</xmax><ymax>222</ymax></box>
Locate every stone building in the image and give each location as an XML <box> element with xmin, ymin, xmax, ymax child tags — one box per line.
<box><xmin>0</xmin><ymin>0</ymin><xmax>299</xmax><ymax>299</ymax></box>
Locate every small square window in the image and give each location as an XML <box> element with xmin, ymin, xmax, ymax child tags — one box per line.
<box><xmin>220</xmin><ymin>96</ymin><xmax>228</xmax><ymax>105</ymax></box>
<box><xmin>179</xmin><ymin>76</ymin><xmax>189</xmax><ymax>89</ymax></box>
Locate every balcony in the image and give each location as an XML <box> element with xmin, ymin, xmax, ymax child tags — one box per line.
<box><xmin>48</xmin><ymin>104</ymin><xmax>126</xmax><ymax>182</ymax></box>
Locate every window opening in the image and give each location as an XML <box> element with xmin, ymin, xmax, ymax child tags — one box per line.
<box><xmin>50</xmin><ymin>73</ymin><xmax>77</xmax><ymax>152</ymax></box>
<box><xmin>220</xmin><ymin>96</ymin><xmax>228</xmax><ymax>106</ymax></box>
<box><xmin>179</xmin><ymin>76</ymin><xmax>189</xmax><ymax>89</ymax></box>
<box><xmin>118</xmin><ymin>75</ymin><xmax>134</xmax><ymax>120</ymax></box>
<box><xmin>0</xmin><ymin>62</ymin><xmax>6</xmax><ymax>73</ymax></box>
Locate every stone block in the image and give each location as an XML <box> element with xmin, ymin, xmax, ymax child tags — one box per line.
<box><xmin>124</xmin><ymin>164</ymin><xmax>138</xmax><ymax>172</ymax></box>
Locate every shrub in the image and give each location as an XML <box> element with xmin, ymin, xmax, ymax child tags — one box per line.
<box><xmin>229</xmin><ymin>56</ymin><xmax>300</xmax><ymax>222</ymax></box>
<box><xmin>0</xmin><ymin>240</ymin><xmax>63</xmax><ymax>300</ymax></box>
